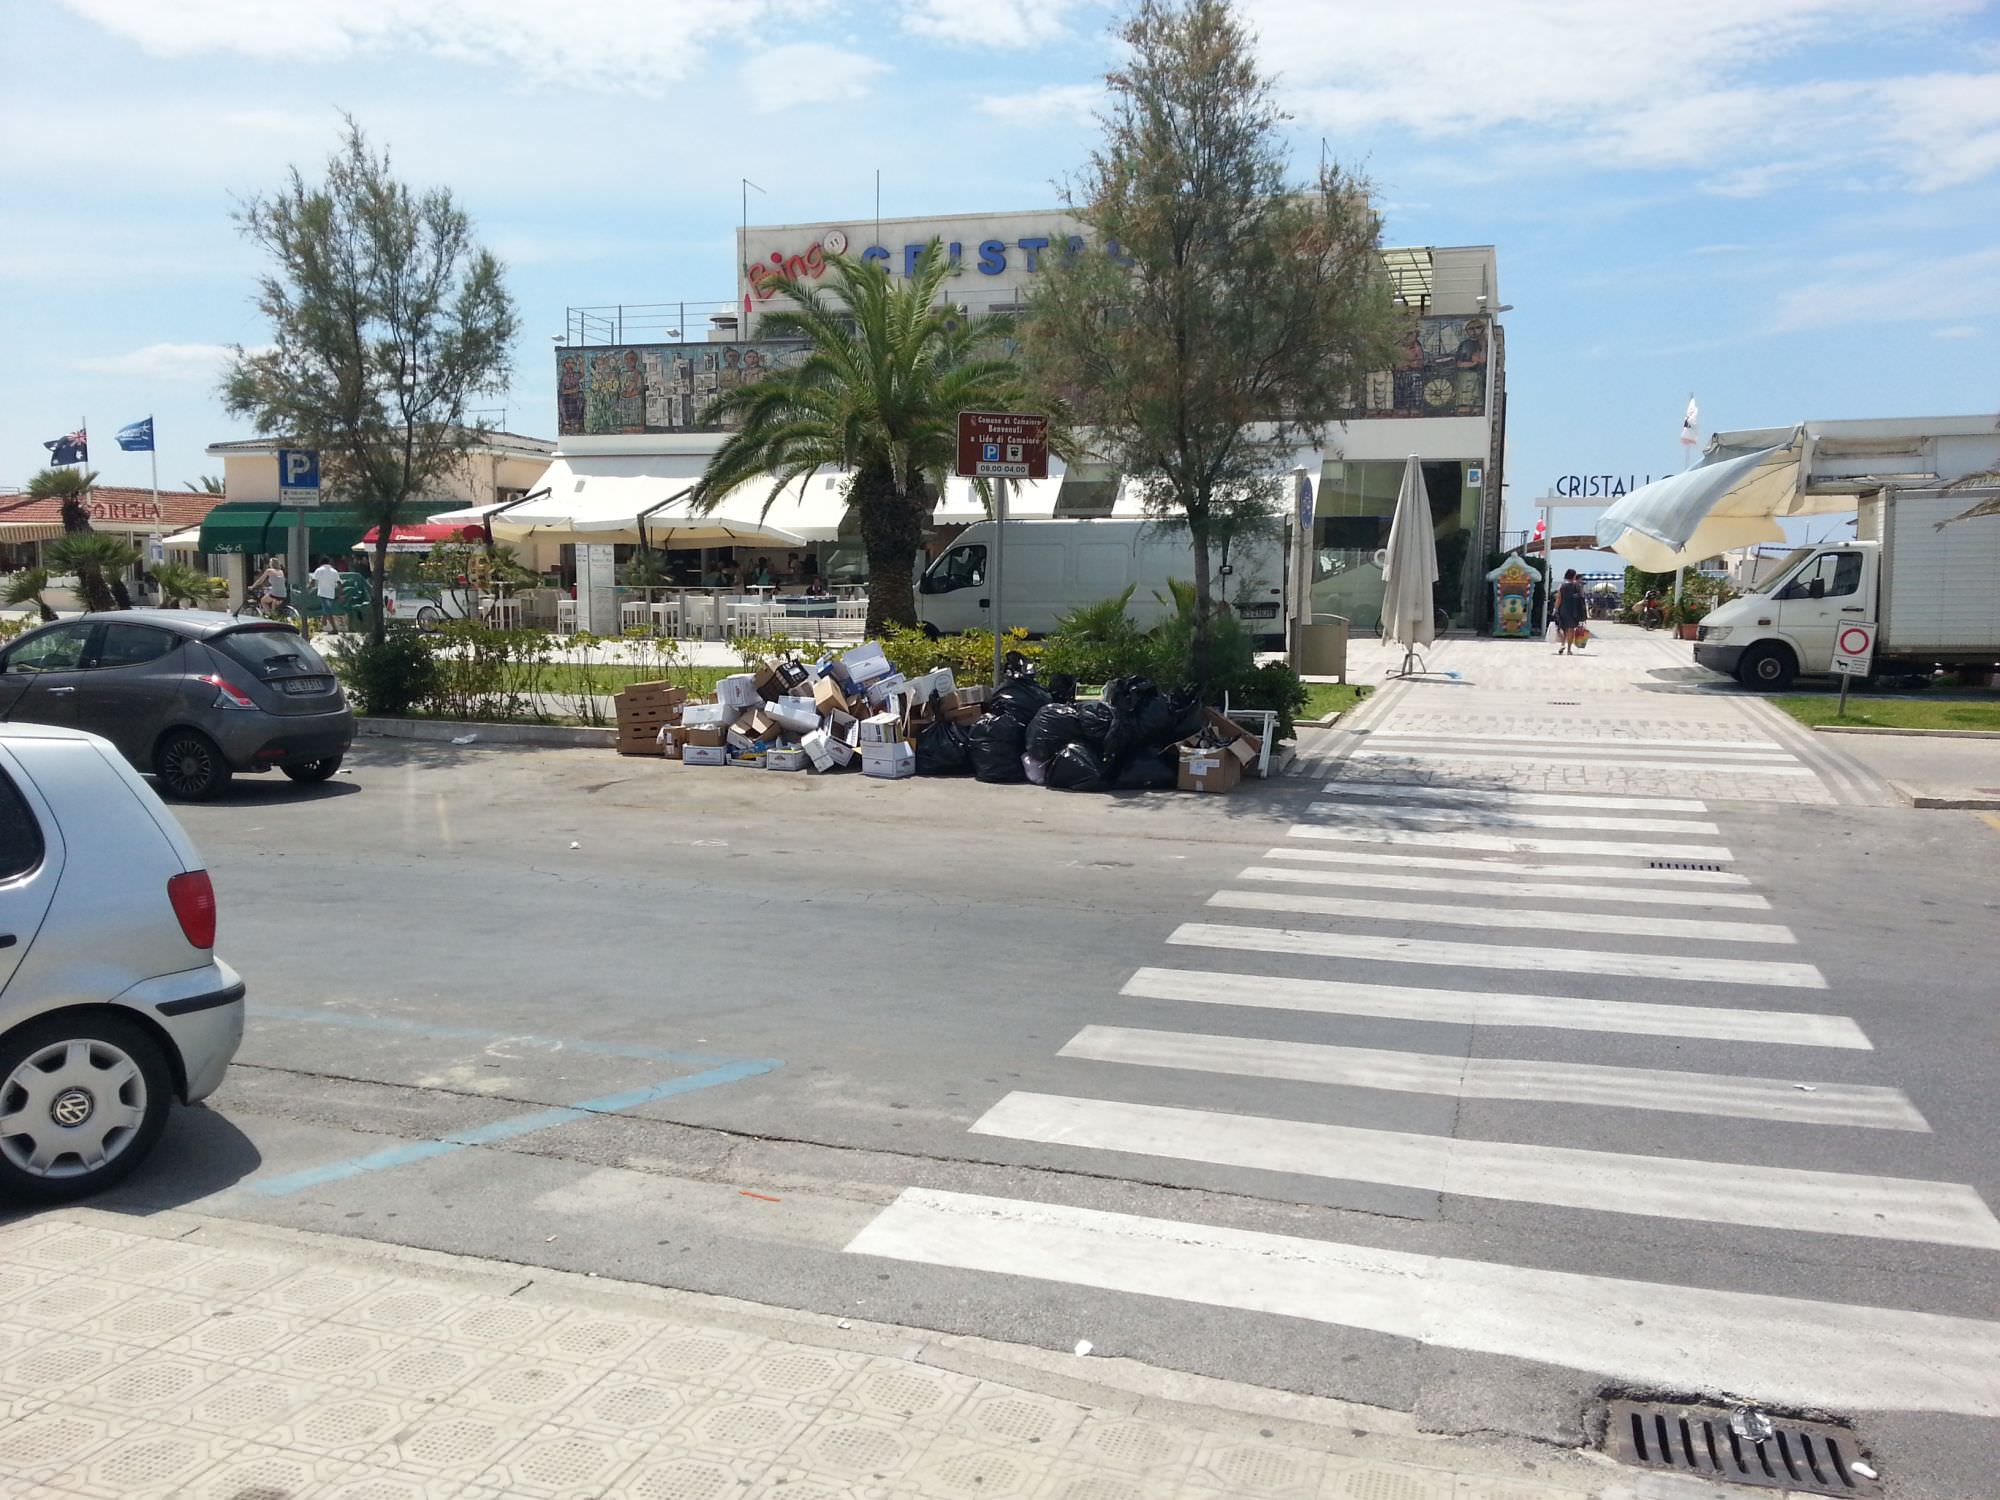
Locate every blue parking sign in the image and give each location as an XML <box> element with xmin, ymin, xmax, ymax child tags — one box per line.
<box><xmin>982</xmin><ymin>442</ymin><xmax>1000</xmax><ymax>463</ymax></box>
<box><xmin>278</xmin><ymin>448</ymin><xmax>320</xmax><ymax>494</ymax></box>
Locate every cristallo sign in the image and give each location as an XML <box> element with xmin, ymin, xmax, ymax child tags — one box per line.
<box><xmin>1553</xmin><ymin>472</ymin><xmax>1671</xmax><ymax>499</ymax></box>
<box><xmin>744</xmin><ymin>226</ymin><xmax>1124</xmax><ymax>300</ymax></box>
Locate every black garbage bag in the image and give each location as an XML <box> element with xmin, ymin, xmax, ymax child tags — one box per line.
<box><xmin>967</xmin><ymin>712</ymin><xmax>1027</xmax><ymax>782</ymax></box>
<box><xmin>1046</xmin><ymin>672</ymin><xmax>1079</xmax><ymax>704</ymax></box>
<box><xmin>1162</xmin><ymin>690</ymin><xmax>1207</xmax><ymax>746</ymax></box>
<box><xmin>1113</xmin><ymin>750</ymin><xmax>1180</xmax><ymax>790</ymax></box>
<box><xmin>1102</xmin><ymin>675</ymin><xmax>1177</xmax><ymax>769</ymax></box>
<box><xmin>988</xmin><ymin>676</ymin><xmax>1053</xmax><ymax>728</ymax></box>
<box><xmin>1025</xmin><ymin>700</ymin><xmax>1114</xmax><ymax>763</ymax></box>
<box><xmin>915</xmin><ymin>714</ymin><xmax>974</xmax><ymax>776</ymax></box>
<box><xmin>1045</xmin><ymin>742</ymin><xmax>1108</xmax><ymax>792</ymax></box>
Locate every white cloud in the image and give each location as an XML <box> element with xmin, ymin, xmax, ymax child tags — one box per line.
<box><xmin>976</xmin><ymin>82</ymin><xmax>1101</xmax><ymax>126</ymax></box>
<box><xmin>72</xmin><ymin>342</ymin><xmax>241</xmax><ymax>379</ymax></box>
<box><xmin>1766</xmin><ymin>245</ymin><xmax>2000</xmax><ymax>332</ymax></box>
<box><xmin>1933</xmin><ymin>324</ymin><xmax>1980</xmax><ymax>339</ymax></box>
<box><xmin>58</xmin><ymin>0</ymin><xmax>810</xmax><ymax>91</ymax></box>
<box><xmin>900</xmin><ymin>0</ymin><xmax>1088</xmax><ymax>49</ymax></box>
<box><xmin>739</xmin><ymin>42</ymin><xmax>889</xmax><ymax>114</ymax></box>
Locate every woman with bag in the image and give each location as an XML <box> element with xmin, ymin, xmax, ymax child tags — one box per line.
<box><xmin>1553</xmin><ymin>568</ymin><xmax>1588</xmax><ymax>654</ymax></box>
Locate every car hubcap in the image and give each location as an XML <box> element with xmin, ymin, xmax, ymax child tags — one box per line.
<box><xmin>168</xmin><ymin>744</ymin><xmax>209</xmax><ymax>790</ymax></box>
<box><xmin>0</xmin><ymin>1039</ymin><xmax>147</xmax><ymax>1179</ymax></box>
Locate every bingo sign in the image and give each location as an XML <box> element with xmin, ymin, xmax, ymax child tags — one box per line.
<box><xmin>956</xmin><ymin>410</ymin><xmax>1049</xmax><ymax>480</ymax></box>
<box><xmin>1832</xmin><ymin>619</ymin><xmax>1877</xmax><ymax>677</ymax></box>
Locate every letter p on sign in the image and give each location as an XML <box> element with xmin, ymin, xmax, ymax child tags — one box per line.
<box><xmin>278</xmin><ymin>448</ymin><xmax>320</xmax><ymax>498</ymax></box>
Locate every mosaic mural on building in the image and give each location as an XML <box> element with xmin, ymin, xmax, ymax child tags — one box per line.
<box><xmin>556</xmin><ymin>341</ymin><xmax>810</xmax><ymax>435</ymax></box>
<box><xmin>1342</xmin><ymin>315</ymin><xmax>1488</xmax><ymax>420</ymax></box>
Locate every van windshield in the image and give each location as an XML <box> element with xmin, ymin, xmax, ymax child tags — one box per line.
<box><xmin>1754</xmin><ymin>546</ymin><xmax>1814</xmax><ymax>596</ymax></box>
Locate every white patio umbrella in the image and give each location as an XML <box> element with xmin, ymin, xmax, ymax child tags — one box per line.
<box><xmin>1379</xmin><ymin>454</ymin><xmax>1438</xmax><ymax>676</ymax></box>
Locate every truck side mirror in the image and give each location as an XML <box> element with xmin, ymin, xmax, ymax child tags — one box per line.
<box><xmin>1808</xmin><ymin>578</ymin><xmax>1825</xmax><ymax>599</ymax></box>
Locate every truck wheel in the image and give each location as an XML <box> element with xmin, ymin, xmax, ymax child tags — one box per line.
<box><xmin>1736</xmin><ymin>643</ymin><xmax>1797</xmax><ymax>692</ymax></box>
<box><xmin>921</xmin><ymin>622</ymin><xmax>941</xmax><ymax>641</ymax></box>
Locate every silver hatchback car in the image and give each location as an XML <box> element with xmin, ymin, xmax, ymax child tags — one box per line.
<box><xmin>0</xmin><ymin>610</ymin><xmax>353</xmax><ymax>800</ymax></box>
<box><xmin>0</xmin><ymin>724</ymin><xmax>245</xmax><ymax>1201</ymax></box>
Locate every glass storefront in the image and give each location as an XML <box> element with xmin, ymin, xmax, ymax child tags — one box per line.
<box><xmin>1308</xmin><ymin>460</ymin><xmax>1479</xmax><ymax>630</ymax></box>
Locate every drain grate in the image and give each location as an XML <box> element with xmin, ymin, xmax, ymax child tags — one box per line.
<box><xmin>1649</xmin><ymin>859</ymin><xmax>1728</xmax><ymax>872</ymax></box>
<box><xmin>1605</xmin><ymin>1401</ymin><xmax>1879</xmax><ymax>1495</ymax></box>
<box><xmin>1548</xmin><ymin>700</ymin><xmax>1581</xmax><ymax>705</ymax></box>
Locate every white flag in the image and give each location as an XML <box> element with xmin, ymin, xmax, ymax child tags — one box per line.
<box><xmin>1680</xmin><ymin>396</ymin><xmax>1699</xmax><ymax>447</ymax></box>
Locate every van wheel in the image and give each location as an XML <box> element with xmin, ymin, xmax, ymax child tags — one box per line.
<box><xmin>155</xmin><ymin>729</ymin><xmax>232</xmax><ymax>801</ymax></box>
<box><xmin>921</xmin><ymin>622</ymin><xmax>941</xmax><ymax>641</ymax></box>
<box><xmin>1736</xmin><ymin>643</ymin><xmax>1797</xmax><ymax>692</ymax></box>
<box><xmin>0</xmin><ymin>1015</ymin><xmax>172</xmax><ymax>1202</ymax></box>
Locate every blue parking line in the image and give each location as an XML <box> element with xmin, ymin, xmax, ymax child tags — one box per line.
<box><xmin>247</xmin><ymin>1057</ymin><xmax>780</xmax><ymax>1197</ymax></box>
<box><xmin>254</xmin><ymin>1005</ymin><xmax>735</xmax><ymax>1069</ymax></box>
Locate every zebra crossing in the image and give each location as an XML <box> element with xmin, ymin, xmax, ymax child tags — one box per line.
<box><xmin>1347</xmin><ymin>730</ymin><xmax>1820</xmax><ymax>777</ymax></box>
<box><xmin>844</xmin><ymin>775</ymin><xmax>2000</xmax><ymax>1420</ymax></box>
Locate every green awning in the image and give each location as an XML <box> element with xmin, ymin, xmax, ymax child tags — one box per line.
<box><xmin>198</xmin><ymin>503</ymin><xmax>369</xmax><ymax>555</ymax></box>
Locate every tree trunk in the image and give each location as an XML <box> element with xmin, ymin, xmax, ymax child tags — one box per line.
<box><xmin>60</xmin><ymin>502</ymin><xmax>88</xmax><ymax>535</ymax></box>
<box><xmin>79</xmin><ymin>568</ymin><xmax>116</xmax><ymax>614</ymax></box>
<box><xmin>855</xmin><ymin>466</ymin><xmax>925</xmax><ymax>634</ymax></box>
<box><xmin>1188</xmin><ymin>520</ymin><xmax>1216</xmax><ymax>687</ymax></box>
<box><xmin>110</xmin><ymin>572</ymin><xmax>133</xmax><ymax>610</ymax></box>
<box><xmin>369</xmin><ymin>533</ymin><xmax>392</xmax><ymax>645</ymax></box>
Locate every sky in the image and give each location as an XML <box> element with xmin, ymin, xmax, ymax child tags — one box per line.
<box><xmin>4</xmin><ymin>0</ymin><xmax>1998</xmax><ymax>542</ymax></box>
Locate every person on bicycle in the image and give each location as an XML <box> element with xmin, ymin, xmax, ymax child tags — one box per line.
<box><xmin>249</xmin><ymin>558</ymin><xmax>290</xmax><ymax>618</ymax></box>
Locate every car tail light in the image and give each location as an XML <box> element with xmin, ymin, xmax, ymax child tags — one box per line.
<box><xmin>167</xmin><ymin>870</ymin><xmax>217</xmax><ymax>949</ymax></box>
<box><xmin>198</xmin><ymin>673</ymin><xmax>257</xmax><ymax>709</ymax></box>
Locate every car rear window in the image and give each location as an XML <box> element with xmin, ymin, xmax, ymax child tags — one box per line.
<box><xmin>0</xmin><ymin>767</ymin><xmax>46</xmax><ymax>882</ymax></box>
<box><xmin>213</xmin><ymin>627</ymin><xmax>333</xmax><ymax>678</ymax></box>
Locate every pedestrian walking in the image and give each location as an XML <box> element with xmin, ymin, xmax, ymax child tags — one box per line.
<box><xmin>309</xmin><ymin>555</ymin><xmax>343</xmax><ymax>637</ymax></box>
<box><xmin>1554</xmin><ymin>568</ymin><xmax>1588</xmax><ymax>655</ymax></box>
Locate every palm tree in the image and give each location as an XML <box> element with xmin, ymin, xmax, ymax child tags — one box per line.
<box><xmin>153</xmin><ymin>562</ymin><xmax>226</xmax><ymax>609</ymax></box>
<box><xmin>3</xmin><ymin>568</ymin><xmax>57</xmax><ymax>623</ymax></box>
<box><xmin>45</xmin><ymin>533</ymin><xmax>139</xmax><ymax>613</ymax></box>
<box><xmin>26</xmin><ymin>467</ymin><xmax>99</xmax><ymax>533</ymax></box>
<box><xmin>184</xmin><ymin>474</ymin><xmax>226</xmax><ymax>495</ymax></box>
<box><xmin>692</xmin><ymin>241</ymin><xmax>1051</xmax><ymax>634</ymax></box>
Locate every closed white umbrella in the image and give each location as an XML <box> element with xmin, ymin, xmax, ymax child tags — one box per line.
<box><xmin>1380</xmin><ymin>454</ymin><xmax>1438</xmax><ymax>676</ymax></box>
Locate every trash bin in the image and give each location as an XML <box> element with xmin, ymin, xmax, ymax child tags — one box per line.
<box><xmin>1295</xmin><ymin>614</ymin><xmax>1349</xmax><ymax>681</ymax></box>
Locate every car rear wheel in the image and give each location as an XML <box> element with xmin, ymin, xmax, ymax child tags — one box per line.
<box><xmin>0</xmin><ymin>1015</ymin><xmax>172</xmax><ymax>1202</ymax></box>
<box><xmin>155</xmin><ymin>729</ymin><xmax>232</xmax><ymax>801</ymax></box>
<box><xmin>282</xmin><ymin>756</ymin><xmax>342</xmax><ymax>784</ymax></box>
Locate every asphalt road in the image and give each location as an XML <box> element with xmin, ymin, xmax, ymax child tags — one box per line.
<box><xmin>24</xmin><ymin>720</ymin><xmax>2000</xmax><ymax>1498</ymax></box>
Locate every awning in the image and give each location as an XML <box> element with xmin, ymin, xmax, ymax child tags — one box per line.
<box><xmin>0</xmin><ymin>522</ymin><xmax>67</xmax><ymax>543</ymax></box>
<box><xmin>197</xmin><ymin>503</ymin><xmax>369</xmax><ymax>555</ymax></box>
<box><xmin>1593</xmin><ymin>446</ymin><xmax>1803</xmax><ymax>570</ymax></box>
<box><xmin>358</xmin><ymin>522</ymin><xmax>487</xmax><ymax>551</ymax></box>
<box><xmin>933</xmin><ymin>472</ymin><xmax>1064</xmax><ymax>525</ymax></box>
<box><xmin>162</xmin><ymin>527</ymin><xmax>202</xmax><ymax>549</ymax></box>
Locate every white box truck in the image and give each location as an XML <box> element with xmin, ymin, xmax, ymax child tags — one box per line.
<box><xmin>1694</xmin><ymin>488</ymin><xmax>2000</xmax><ymax>689</ymax></box>
<box><xmin>916</xmin><ymin>518</ymin><xmax>1287</xmax><ymax>639</ymax></box>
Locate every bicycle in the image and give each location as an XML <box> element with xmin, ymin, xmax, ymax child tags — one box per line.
<box><xmin>233</xmin><ymin>595</ymin><xmax>305</xmax><ymax>630</ymax></box>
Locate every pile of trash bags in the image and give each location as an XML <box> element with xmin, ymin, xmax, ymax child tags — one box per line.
<box><xmin>920</xmin><ymin>660</ymin><xmax>1205</xmax><ymax>793</ymax></box>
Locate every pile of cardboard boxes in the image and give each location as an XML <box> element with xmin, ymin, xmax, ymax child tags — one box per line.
<box><xmin>616</xmin><ymin>641</ymin><xmax>988</xmax><ymax>781</ymax></box>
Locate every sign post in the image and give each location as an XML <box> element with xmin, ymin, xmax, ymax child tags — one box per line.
<box><xmin>1832</xmin><ymin>619</ymin><xmax>1876</xmax><ymax>715</ymax></box>
<box><xmin>277</xmin><ymin>448</ymin><xmax>321</xmax><ymax>596</ymax></box>
<box><xmin>956</xmin><ymin>412</ymin><xmax>1049</xmax><ymax>685</ymax></box>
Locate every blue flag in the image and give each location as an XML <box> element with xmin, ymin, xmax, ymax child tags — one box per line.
<box><xmin>42</xmin><ymin>429</ymin><xmax>87</xmax><ymax>464</ymax></box>
<box><xmin>116</xmin><ymin>417</ymin><xmax>155</xmax><ymax>453</ymax></box>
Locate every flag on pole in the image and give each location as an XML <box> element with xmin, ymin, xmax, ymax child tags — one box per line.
<box><xmin>43</xmin><ymin>428</ymin><xmax>88</xmax><ymax>464</ymax></box>
<box><xmin>116</xmin><ymin>417</ymin><xmax>155</xmax><ymax>452</ymax></box>
<box><xmin>1680</xmin><ymin>396</ymin><xmax>1699</xmax><ymax>448</ymax></box>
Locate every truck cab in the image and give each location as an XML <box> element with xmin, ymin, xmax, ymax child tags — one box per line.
<box><xmin>1695</xmin><ymin>542</ymin><xmax>1878</xmax><ymax>691</ymax></box>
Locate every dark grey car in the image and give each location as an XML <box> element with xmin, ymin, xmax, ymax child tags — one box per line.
<box><xmin>0</xmin><ymin>611</ymin><xmax>354</xmax><ymax>800</ymax></box>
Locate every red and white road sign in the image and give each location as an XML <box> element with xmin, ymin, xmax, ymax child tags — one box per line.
<box><xmin>956</xmin><ymin>411</ymin><xmax>1048</xmax><ymax>479</ymax></box>
<box><xmin>1832</xmin><ymin>620</ymin><xmax>1876</xmax><ymax>677</ymax></box>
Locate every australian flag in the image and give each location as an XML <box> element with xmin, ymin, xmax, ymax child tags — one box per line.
<box><xmin>116</xmin><ymin>417</ymin><xmax>154</xmax><ymax>452</ymax></box>
<box><xmin>43</xmin><ymin>428</ymin><xmax>88</xmax><ymax>464</ymax></box>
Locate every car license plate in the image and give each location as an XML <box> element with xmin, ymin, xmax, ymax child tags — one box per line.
<box><xmin>281</xmin><ymin>677</ymin><xmax>329</xmax><ymax>695</ymax></box>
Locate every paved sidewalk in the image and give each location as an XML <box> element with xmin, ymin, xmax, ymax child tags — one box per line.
<box><xmin>0</xmin><ymin>1208</ymin><xmax>1721</xmax><ymax>1500</ymax></box>
<box><xmin>1807</xmin><ymin>728</ymin><xmax>2000</xmax><ymax>808</ymax></box>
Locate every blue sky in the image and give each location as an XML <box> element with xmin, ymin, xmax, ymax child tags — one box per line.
<box><xmin>5</xmin><ymin>0</ymin><xmax>1997</xmax><ymax>539</ymax></box>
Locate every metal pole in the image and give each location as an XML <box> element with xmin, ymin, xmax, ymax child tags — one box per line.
<box><xmin>1838</xmin><ymin>668</ymin><xmax>1850</xmax><ymax>717</ymax></box>
<box><xmin>990</xmin><ymin>475</ymin><xmax>1007</xmax><ymax>685</ymax></box>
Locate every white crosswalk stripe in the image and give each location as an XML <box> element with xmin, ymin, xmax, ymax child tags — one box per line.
<box><xmin>1359</xmin><ymin>740</ymin><xmax>1797</xmax><ymax>762</ymax></box>
<box><xmin>1353</xmin><ymin>748</ymin><xmax>1817</xmax><ymax>775</ymax></box>
<box><xmin>970</xmin><ymin>1092</ymin><xmax>1996</xmax><ymax>1247</ymax></box>
<box><xmin>1239</xmin><ymin>862</ymin><xmax>1773</xmax><ymax>909</ymax></box>
<box><xmin>1304</xmin><ymin>801</ymin><xmax>1722</xmax><ymax>834</ymax></box>
<box><xmin>1287</xmin><ymin>824</ymin><xmax>1735</xmax><ymax>859</ymax></box>
<box><xmin>1318</xmin><ymin>782</ymin><xmax>1711</xmax><ymax>812</ymax></box>
<box><xmin>1364</xmin><ymin>732</ymin><xmax>1784</xmax><ymax>751</ymax></box>
<box><xmin>845</xmin><ymin>1190</ymin><xmax>2000</xmax><ymax>1419</ymax></box>
<box><xmin>1264</xmin><ymin>845</ymin><xmax>1751</xmax><ymax>885</ymax></box>
<box><xmin>1207</xmin><ymin>888</ymin><xmax>1797</xmax><ymax>945</ymax></box>
<box><xmin>1119</xmin><ymin>966</ymin><xmax>1872</xmax><ymax>1048</ymax></box>
<box><xmin>1059</xmin><ymin>1025</ymin><xmax>1925</xmax><ymax>1129</ymax></box>
<box><xmin>1170</xmin><ymin>921</ymin><xmax>1829</xmax><ymax>987</ymax></box>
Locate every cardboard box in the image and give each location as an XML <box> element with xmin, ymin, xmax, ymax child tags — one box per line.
<box><xmin>858</xmin><ymin>711</ymin><xmax>904</xmax><ymax>744</ymax></box>
<box><xmin>840</xmin><ymin>641</ymin><xmax>893</xmax><ymax>687</ymax></box>
<box><xmin>620</xmin><ymin>681</ymin><xmax>688</xmax><ymax>709</ymax></box>
<box><xmin>861</xmin><ymin>743</ymin><xmax>916</xmax><ymax>780</ymax></box>
<box><xmin>801</xmin><ymin>728</ymin><xmax>856</xmax><ymax>771</ymax></box>
<box><xmin>716</xmin><ymin>674</ymin><xmax>762</xmax><ymax>711</ymax></box>
<box><xmin>726</xmin><ymin>746</ymin><xmax>767</xmax><ymax>768</ymax></box>
<box><xmin>901</xmin><ymin>668</ymin><xmax>955</xmax><ymax>705</ymax></box>
<box><xmin>615</xmin><ymin>733</ymin><xmax>665</xmax><ymax>758</ymax></box>
<box><xmin>680</xmin><ymin>701</ymin><xmax>731</xmax><ymax>729</ymax></box>
<box><xmin>681</xmin><ymin>743</ymin><xmax>726</xmax><ymax>766</ymax></box>
<box><xmin>865</xmin><ymin>672</ymin><xmax>910</xmax><ymax>708</ymax></box>
<box><xmin>1177</xmin><ymin>744</ymin><xmax>1243</xmax><ymax>794</ymax></box>
<box><xmin>683</xmin><ymin>726</ymin><xmax>725</xmax><ymax>749</ymax></box>
<box><xmin>939</xmin><ymin>685</ymin><xmax>986</xmax><ymax>714</ymax></box>
<box><xmin>765</xmin><ymin>747</ymin><xmax>808</xmax><ymax>771</ymax></box>
<box><xmin>811</xmin><ymin>677</ymin><xmax>851</xmax><ymax>717</ymax></box>
<box><xmin>946</xmin><ymin>701</ymin><xmax>984</xmax><ymax>725</ymax></box>
<box><xmin>768</xmin><ymin>696</ymin><xmax>821</xmax><ymax>734</ymax></box>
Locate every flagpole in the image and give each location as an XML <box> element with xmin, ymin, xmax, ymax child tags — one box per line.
<box><xmin>148</xmin><ymin>420</ymin><xmax>160</xmax><ymax>521</ymax></box>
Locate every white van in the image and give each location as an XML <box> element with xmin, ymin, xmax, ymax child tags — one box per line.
<box><xmin>916</xmin><ymin>519</ymin><xmax>1286</xmax><ymax>639</ymax></box>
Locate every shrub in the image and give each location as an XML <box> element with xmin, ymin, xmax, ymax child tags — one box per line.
<box><xmin>332</xmin><ymin>632</ymin><xmax>439</xmax><ymax>716</ymax></box>
<box><xmin>880</xmin><ymin>624</ymin><xmax>1033</xmax><ymax>682</ymax></box>
<box><xmin>1037</xmin><ymin>588</ymin><xmax>1152</xmax><ymax>683</ymax></box>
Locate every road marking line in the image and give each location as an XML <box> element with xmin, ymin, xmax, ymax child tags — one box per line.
<box><xmin>1370</xmin><ymin>732</ymin><xmax>1783</xmax><ymax>750</ymax></box>
<box><xmin>1319</xmin><ymin>782</ymin><xmax>1711</xmax><ymax>813</ymax></box>
<box><xmin>1360</xmin><ymin>739</ymin><xmax>1795</xmax><ymax>762</ymax></box>
<box><xmin>1304</xmin><ymin>802</ymin><xmax>1721</xmax><ymax>835</ymax></box>
<box><xmin>844</xmin><ymin>1190</ymin><xmax>2000</xmax><ymax>1418</ymax></box>
<box><xmin>970</xmin><ymin>1093</ymin><xmax>1992</xmax><ymax>1247</ymax></box>
<box><xmin>247</xmin><ymin>1058</ymin><xmax>783</xmax><ymax>1197</ymax></box>
<box><xmin>1353</xmin><ymin>749</ymin><xmax>1816</xmax><ymax>776</ymax></box>
<box><xmin>1209</xmin><ymin>888</ymin><xmax>1795</xmax><ymax>945</ymax></box>
<box><xmin>1288</xmin><ymin>825</ymin><xmax>1734</xmax><ymax>860</ymax></box>
<box><xmin>1241</xmin><ymin>863</ymin><xmax>1772</xmax><ymax>910</ymax></box>
<box><xmin>255</xmin><ymin>1005</ymin><xmax>738</xmax><ymax>1068</ymax></box>
<box><xmin>1061</xmin><ymin>1025</ymin><xmax>1925</xmax><ymax>1130</ymax></box>
<box><xmin>1169</xmin><ymin>922</ymin><xmax>1827</xmax><ymax>988</ymax></box>
<box><xmin>1265</xmin><ymin>847</ymin><xmax>1751</xmax><ymax>885</ymax></box>
<box><xmin>1120</xmin><ymin>966</ymin><xmax>1870</xmax><ymax>1049</ymax></box>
